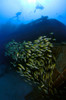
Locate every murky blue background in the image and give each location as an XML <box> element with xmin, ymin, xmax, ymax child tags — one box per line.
<box><xmin>0</xmin><ymin>0</ymin><xmax>66</xmax><ymax>25</ymax></box>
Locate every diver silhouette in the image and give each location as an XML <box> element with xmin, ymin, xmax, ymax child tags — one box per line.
<box><xmin>9</xmin><ymin>11</ymin><xmax>22</xmax><ymax>22</ymax></box>
<box><xmin>16</xmin><ymin>12</ymin><xmax>22</xmax><ymax>19</ymax></box>
<box><xmin>34</xmin><ymin>3</ymin><xmax>44</xmax><ymax>13</ymax></box>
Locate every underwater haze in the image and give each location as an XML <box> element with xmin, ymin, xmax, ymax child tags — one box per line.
<box><xmin>0</xmin><ymin>0</ymin><xmax>66</xmax><ymax>100</ymax></box>
<box><xmin>0</xmin><ymin>0</ymin><xmax>66</xmax><ymax>24</ymax></box>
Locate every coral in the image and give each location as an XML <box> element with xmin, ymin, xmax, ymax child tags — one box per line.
<box><xmin>5</xmin><ymin>35</ymin><xmax>56</xmax><ymax>94</ymax></box>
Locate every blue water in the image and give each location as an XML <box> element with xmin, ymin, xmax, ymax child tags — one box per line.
<box><xmin>0</xmin><ymin>0</ymin><xmax>66</xmax><ymax>25</ymax></box>
<box><xmin>0</xmin><ymin>0</ymin><xmax>66</xmax><ymax>100</ymax></box>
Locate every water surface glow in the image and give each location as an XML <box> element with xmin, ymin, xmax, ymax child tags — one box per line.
<box><xmin>0</xmin><ymin>0</ymin><xmax>66</xmax><ymax>25</ymax></box>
